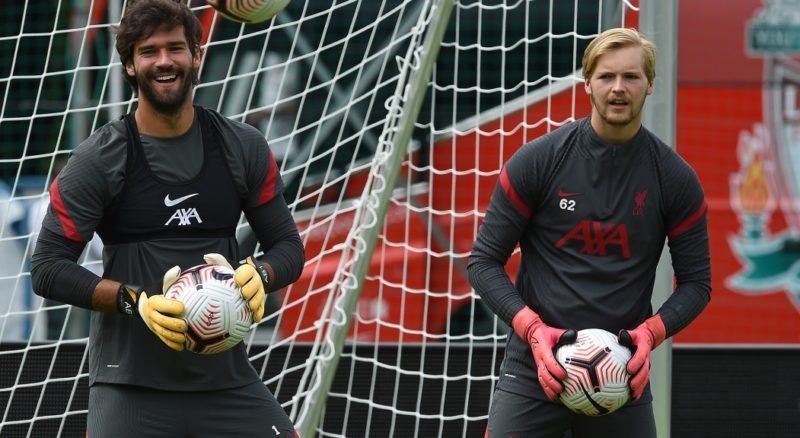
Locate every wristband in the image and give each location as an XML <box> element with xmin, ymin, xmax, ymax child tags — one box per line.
<box><xmin>247</xmin><ymin>257</ymin><xmax>271</xmax><ymax>291</ymax></box>
<box><xmin>117</xmin><ymin>284</ymin><xmax>142</xmax><ymax>315</ymax></box>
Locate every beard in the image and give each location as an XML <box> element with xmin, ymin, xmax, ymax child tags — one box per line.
<box><xmin>135</xmin><ymin>66</ymin><xmax>197</xmax><ymax>115</ymax></box>
<box><xmin>590</xmin><ymin>92</ymin><xmax>646</xmax><ymax>126</ymax></box>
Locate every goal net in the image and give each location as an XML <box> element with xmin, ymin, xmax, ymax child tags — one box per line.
<box><xmin>0</xmin><ymin>1</ymin><xmax>639</xmax><ymax>436</ymax></box>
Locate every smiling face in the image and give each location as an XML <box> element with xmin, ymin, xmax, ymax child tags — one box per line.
<box><xmin>584</xmin><ymin>45</ymin><xmax>654</xmax><ymax>143</ymax></box>
<box><xmin>125</xmin><ymin>26</ymin><xmax>200</xmax><ymax>116</ymax></box>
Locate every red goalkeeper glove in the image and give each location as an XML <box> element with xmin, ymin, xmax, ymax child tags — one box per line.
<box><xmin>512</xmin><ymin>307</ymin><xmax>577</xmax><ymax>400</ymax></box>
<box><xmin>618</xmin><ymin>315</ymin><xmax>667</xmax><ymax>400</ymax></box>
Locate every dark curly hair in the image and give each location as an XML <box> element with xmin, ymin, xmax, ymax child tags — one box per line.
<box><xmin>114</xmin><ymin>0</ymin><xmax>203</xmax><ymax>92</ymax></box>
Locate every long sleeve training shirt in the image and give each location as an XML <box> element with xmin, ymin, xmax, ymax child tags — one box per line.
<box><xmin>468</xmin><ymin>117</ymin><xmax>711</xmax><ymax>401</ymax></box>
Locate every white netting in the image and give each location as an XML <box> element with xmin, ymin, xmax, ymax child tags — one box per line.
<box><xmin>0</xmin><ymin>1</ymin><xmax>639</xmax><ymax>436</ymax></box>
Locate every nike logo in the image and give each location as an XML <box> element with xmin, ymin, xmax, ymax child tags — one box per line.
<box><xmin>164</xmin><ymin>193</ymin><xmax>199</xmax><ymax>207</ymax></box>
<box><xmin>557</xmin><ymin>189</ymin><xmax>582</xmax><ymax>198</ymax></box>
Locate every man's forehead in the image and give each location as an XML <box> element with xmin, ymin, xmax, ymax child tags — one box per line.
<box><xmin>135</xmin><ymin>26</ymin><xmax>188</xmax><ymax>48</ymax></box>
<box><xmin>594</xmin><ymin>48</ymin><xmax>645</xmax><ymax>72</ymax></box>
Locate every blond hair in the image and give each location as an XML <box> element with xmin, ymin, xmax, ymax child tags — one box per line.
<box><xmin>582</xmin><ymin>28</ymin><xmax>656</xmax><ymax>84</ymax></box>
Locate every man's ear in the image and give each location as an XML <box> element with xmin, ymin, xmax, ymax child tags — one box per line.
<box><xmin>193</xmin><ymin>46</ymin><xmax>203</xmax><ymax>71</ymax></box>
<box><xmin>125</xmin><ymin>62</ymin><xmax>135</xmax><ymax>78</ymax></box>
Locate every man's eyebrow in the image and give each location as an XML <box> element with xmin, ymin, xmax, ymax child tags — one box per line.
<box><xmin>594</xmin><ymin>68</ymin><xmax>644</xmax><ymax>75</ymax></box>
<box><xmin>136</xmin><ymin>40</ymin><xmax>188</xmax><ymax>51</ymax></box>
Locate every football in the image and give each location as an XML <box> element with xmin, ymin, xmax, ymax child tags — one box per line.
<box><xmin>207</xmin><ymin>0</ymin><xmax>290</xmax><ymax>24</ymax></box>
<box><xmin>555</xmin><ymin>328</ymin><xmax>632</xmax><ymax>416</ymax></box>
<box><xmin>164</xmin><ymin>263</ymin><xmax>253</xmax><ymax>354</ymax></box>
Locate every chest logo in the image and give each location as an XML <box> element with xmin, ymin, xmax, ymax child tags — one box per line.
<box><xmin>633</xmin><ymin>190</ymin><xmax>648</xmax><ymax>216</ymax></box>
<box><xmin>165</xmin><ymin>208</ymin><xmax>203</xmax><ymax>226</ymax></box>
<box><xmin>557</xmin><ymin>188</ymin><xmax>582</xmax><ymax>198</ymax></box>
<box><xmin>164</xmin><ymin>193</ymin><xmax>199</xmax><ymax>207</ymax></box>
<box><xmin>555</xmin><ymin>220</ymin><xmax>631</xmax><ymax>259</ymax></box>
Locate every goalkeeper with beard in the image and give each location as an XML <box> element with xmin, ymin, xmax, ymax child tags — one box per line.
<box><xmin>30</xmin><ymin>1</ymin><xmax>304</xmax><ymax>436</ymax></box>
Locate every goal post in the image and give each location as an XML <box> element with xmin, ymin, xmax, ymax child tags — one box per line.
<box><xmin>640</xmin><ymin>1</ymin><xmax>679</xmax><ymax>437</ymax></box>
<box><xmin>294</xmin><ymin>1</ymin><xmax>454</xmax><ymax>435</ymax></box>
<box><xmin>0</xmin><ymin>1</ymin><xmax>677</xmax><ymax>437</ymax></box>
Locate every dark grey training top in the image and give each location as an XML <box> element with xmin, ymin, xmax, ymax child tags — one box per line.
<box><xmin>468</xmin><ymin>118</ymin><xmax>711</xmax><ymax>401</ymax></box>
<box><xmin>31</xmin><ymin>107</ymin><xmax>304</xmax><ymax>391</ymax></box>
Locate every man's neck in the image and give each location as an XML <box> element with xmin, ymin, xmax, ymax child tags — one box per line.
<box><xmin>134</xmin><ymin>100</ymin><xmax>195</xmax><ymax>137</ymax></box>
<box><xmin>590</xmin><ymin>113</ymin><xmax>641</xmax><ymax>144</ymax></box>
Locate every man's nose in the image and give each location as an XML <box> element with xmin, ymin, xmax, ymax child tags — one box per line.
<box><xmin>611</xmin><ymin>76</ymin><xmax>624</xmax><ymax>92</ymax></box>
<box><xmin>155</xmin><ymin>49</ymin><xmax>172</xmax><ymax>66</ymax></box>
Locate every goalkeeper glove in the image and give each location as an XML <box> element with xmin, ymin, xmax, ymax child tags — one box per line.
<box><xmin>618</xmin><ymin>315</ymin><xmax>667</xmax><ymax>400</ymax></box>
<box><xmin>116</xmin><ymin>266</ymin><xmax>187</xmax><ymax>352</ymax></box>
<box><xmin>204</xmin><ymin>253</ymin><xmax>269</xmax><ymax>323</ymax></box>
<box><xmin>512</xmin><ymin>307</ymin><xmax>577</xmax><ymax>400</ymax></box>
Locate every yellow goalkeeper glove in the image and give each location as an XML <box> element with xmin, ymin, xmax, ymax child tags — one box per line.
<box><xmin>116</xmin><ymin>266</ymin><xmax>187</xmax><ymax>351</ymax></box>
<box><xmin>204</xmin><ymin>253</ymin><xmax>268</xmax><ymax>323</ymax></box>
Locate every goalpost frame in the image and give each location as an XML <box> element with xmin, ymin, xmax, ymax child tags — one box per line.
<box><xmin>640</xmin><ymin>1</ymin><xmax>679</xmax><ymax>437</ymax></box>
<box><xmin>295</xmin><ymin>1</ymin><xmax>455</xmax><ymax>436</ymax></box>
